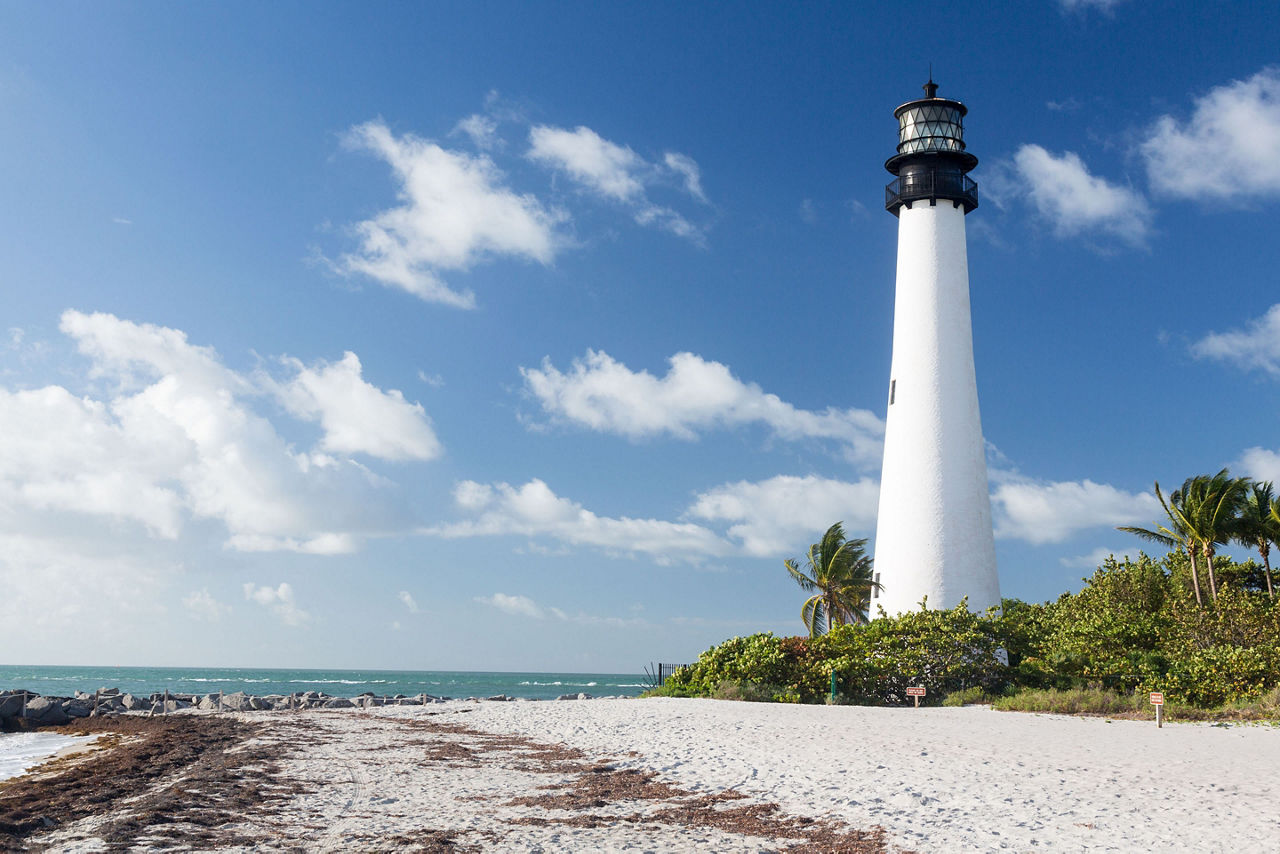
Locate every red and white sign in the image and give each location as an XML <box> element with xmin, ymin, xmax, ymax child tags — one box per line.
<box><xmin>905</xmin><ymin>686</ymin><xmax>927</xmax><ymax>697</ymax></box>
<box><xmin>1149</xmin><ymin>692</ymin><xmax>1165</xmax><ymax>706</ymax></box>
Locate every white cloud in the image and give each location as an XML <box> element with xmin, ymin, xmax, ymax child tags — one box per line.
<box><xmin>337</xmin><ymin>119</ymin><xmax>565</xmax><ymax>308</ymax></box>
<box><xmin>529</xmin><ymin>125</ymin><xmax>645</xmax><ymax>201</ymax></box>
<box><xmin>183</xmin><ymin>588</ymin><xmax>229</xmax><ymax>621</ymax></box>
<box><xmin>243</xmin><ymin>582</ymin><xmax>310</xmax><ymax>626</ymax></box>
<box><xmin>111</xmin><ymin>216</ymin><xmax>133</xmax><ymax>226</ymax></box>
<box><xmin>274</xmin><ymin>351</ymin><xmax>441</xmax><ymax>461</ymax></box>
<box><xmin>475</xmin><ymin>592</ymin><xmax>641</xmax><ymax>628</ymax></box>
<box><xmin>427</xmin><ymin>478</ymin><xmax>730</xmax><ymax>562</ymax></box>
<box><xmin>520</xmin><ymin>350</ymin><xmax>884</xmax><ymax>466</ymax></box>
<box><xmin>0</xmin><ymin>311</ymin><xmax>423</xmax><ymax>558</ymax></box>
<box><xmin>475</xmin><ymin>592</ymin><xmax>546</xmax><ymax>619</ymax></box>
<box><xmin>689</xmin><ymin>474</ymin><xmax>880</xmax><ymax>557</ymax></box>
<box><xmin>398</xmin><ymin>590</ymin><xmax>420</xmax><ymax>613</ymax></box>
<box><xmin>527</xmin><ymin>125</ymin><xmax>707</xmax><ymax>241</ymax></box>
<box><xmin>1003</xmin><ymin>144</ymin><xmax>1151</xmax><ymax>245</ymax></box>
<box><xmin>1142</xmin><ymin>67</ymin><xmax>1280</xmax><ymax>201</ymax></box>
<box><xmin>454</xmin><ymin>114</ymin><xmax>500</xmax><ymax>150</ymax></box>
<box><xmin>991</xmin><ymin>476</ymin><xmax>1160</xmax><ymax>544</ymax></box>
<box><xmin>663</xmin><ymin>152</ymin><xmax>707</xmax><ymax>202</ymax></box>
<box><xmin>1239</xmin><ymin>447</ymin><xmax>1280</xmax><ymax>483</ymax></box>
<box><xmin>1191</xmin><ymin>304</ymin><xmax>1280</xmax><ymax>377</ymax></box>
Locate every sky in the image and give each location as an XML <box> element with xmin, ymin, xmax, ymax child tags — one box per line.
<box><xmin>2</xmin><ymin>1</ymin><xmax>1279</xmax><ymax>673</ymax></box>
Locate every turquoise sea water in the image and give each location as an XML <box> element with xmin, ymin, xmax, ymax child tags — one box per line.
<box><xmin>0</xmin><ymin>665</ymin><xmax>648</xmax><ymax>701</ymax></box>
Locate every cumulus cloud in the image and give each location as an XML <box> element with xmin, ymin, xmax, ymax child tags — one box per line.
<box><xmin>991</xmin><ymin>475</ymin><xmax>1159</xmax><ymax>544</ymax></box>
<box><xmin>689</xmin><ymin>474</ymin><xmax>880</xmax><ymax>557</ymax></box>
<box><xmin>337</xmin><ymin>119</ymin><xmax>565</xmax><ymax>308</ymax></box>
<box><xmin>998</xmin><ymin>144</ymin><xmax>1151</xmax><ymax>245</ymax></box>
<box><xmin>427</xmin><ymin>478</ymin><xmax>730</xmax><ymax>562</ymax></box>
<box><xmin>243</xmin><ymin>582</ymin><xmax>309</xmax><ymax>626</ymax></box>
<box><xmin>1191</xmin><ymin>304</ymin><xmax>1280</xmax><ymax>377</ymax></box>
<box><xmin>520</xmin><ymin>350</ymin><xmax>884</xmax><ymax>466</ymax></box>
<box><xmin>1142</xmin><ymin>67</ymin><xmax>1280</xmax><ymax>201</ymax></box>
<box><xmin>183</xmin><ymin>588</ymin><xmax>229</xmax><ymax>621</ymax></box>
<box><xmin>0</xmin><ymin>311</ymin><xmax>427</xmax><ymax>558</ymax></box>
<box><xmin>274</xmin><ymin>351</ymin><xmax>442</xmax><ymax>461</ymax></box>
<box><xmin>527</xmin><ymin>125</ymin><xmax>707</xmax><ymax>241</ymax></box>
<box><xmin>398</xmin><ymin>590</ymin><xmax>420</xmax><ymax>613</ymax></box>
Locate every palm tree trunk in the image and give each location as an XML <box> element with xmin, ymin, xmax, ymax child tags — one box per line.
<box><xmin>1262</xmin><ymin>543</ymin><xmax>1274</xmax><ymax>599</ymax></box>
<box><xmin>1203</xmin><ymin>545</ymin><xmax>1219</xmax><ymax>602</ymax></box>
<box><xmin>1187</xmin><ymin>546</ymin><xmax>1203</xmax><ymax>606</ymax></box>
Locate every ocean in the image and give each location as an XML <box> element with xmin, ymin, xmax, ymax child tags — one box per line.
<box><xmin>0</xmin><ymin>664</ymin><xmax>650</xmax><ymax>702</ymax></box>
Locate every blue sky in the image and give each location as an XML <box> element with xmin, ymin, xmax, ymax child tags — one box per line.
<box><xmin>3</xmin><ymin>1</ymin><xmax>1280</xmax><ymax>672</ymax></box>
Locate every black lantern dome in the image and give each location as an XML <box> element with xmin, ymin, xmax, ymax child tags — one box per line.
<box><xmin>885</xmin><ymin>79</ymin><xmax>978</xmax><ymax>216</ymax></box>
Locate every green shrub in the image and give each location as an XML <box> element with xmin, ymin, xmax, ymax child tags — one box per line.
<box><xmin>941</xmin><ymin>685</ymin><xmax>992</xmax><ymax>706</ymax></box>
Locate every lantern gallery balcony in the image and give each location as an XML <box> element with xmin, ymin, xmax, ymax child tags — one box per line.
<box><xmin>885</xmin><ymin>171</ymin><xmax>978</xmax><ymax>216</ymax></box>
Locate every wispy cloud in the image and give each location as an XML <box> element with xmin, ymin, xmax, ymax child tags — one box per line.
<box><xmin>426</xmin><ymin>478</ymin><xmax>731</xmax><ymax>562</ymax></box>
<box><xmin>520</xmin><ymin>350</ymin><xmax>884</xmax><ymax>466</ymax></box>
<box><xmin>336</xmin><ymin>120</ymin><xmax>566</xmax><ymax>308</ymax></box>
<box><xmin>1191</xmin><ymin>304</ymin><xmax>1280</xmax><ymax>377</ymax></box>
<box><xmin>475</xmin><ymin>592</ymin><xmax>643</xmax><ymax>628</ymax></box>
<box><xmin>989</xmin><ymin>144</ymin><xmax>1151</xmax><ymax>246</ymax></box>
<box><xmin>1141</xmin><ymin>67</ymin><xmax>1280</xmax><ymax>201</ymax></box>
<box><xmin>398</xmin><ymin>590</ymin><xmax>420</xmax><ymax>613</ymax></box>
<box><xmin>183</xmin><ymin>588</ymin><xmax>229</xmax><ymax>621</ymax></box>
<box><xmin>527</xmin><ymin>125</ymin><xmax>708</xmax><ymax>242</ymax></box>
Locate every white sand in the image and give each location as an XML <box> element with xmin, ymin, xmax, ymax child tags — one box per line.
<box><xmin>430</xmin><ymin>698</ymin><xmax>1280</xmax><ymax>851</ymax></box>
<box><xmin>23</xmin><ymin>699</ymin><xmax>1280</xmax><ymax>851</ymax></box>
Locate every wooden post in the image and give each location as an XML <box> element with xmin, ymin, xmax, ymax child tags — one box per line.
<box><xmin>829</xmin><ymin>670</ymin><xmax>837</xmax><ymax>703</ymax></box>
<box><xmin>218</xmin><ymin>690</ymin><xmax>223</xmax><ymax>713</ymax></box>
<box><xmin>1156</xmin><ymin>704</ymin><xmax>1163</xmax><ymax>728</ymax></box>
<box><xmin>21</xmin><ymin>691</ymin><xmax>28</xmax><ymax>718</ymax></box>
<box><xmin>914</xmin><ymin>693</ymin><xmax>920</xmax><ymax>709</ymax></box>
<box><xmin>92</xmin><ymin>689</ymin><xmax>99</xmax><ymax>718</ymax></box>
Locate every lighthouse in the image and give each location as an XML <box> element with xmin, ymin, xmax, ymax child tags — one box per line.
<box><xmin>871</xmin><ymin>80</ymin><xmax>1001</xmax><ymax>616</ymax></box>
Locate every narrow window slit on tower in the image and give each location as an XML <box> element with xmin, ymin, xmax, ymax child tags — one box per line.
<box><xmin>872</xmin><ymin>572</ymin><xmax>881</xmax><ymax>599</ymax></box>
<box><xmin>889</xmin><ymin>379</ymin><xmax>896</xmax><ymax>405</ymax></box>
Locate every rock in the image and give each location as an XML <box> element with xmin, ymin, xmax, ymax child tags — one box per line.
<box><xmin>197</xmin><ymin>695</ymin><xmax>218</xmax><ymax>711</ymax></box>
<box><xmin>577</xmin><ymin>693</ymin><xmax>593</xmax><ymax>700</ymax></box>
<box><xmin>557</xmin><ymin>694</ymin><xmax>578</xmax><ymax>701</ymax></box>
<box><xmin>65</xmin><ymin>699</ymin><xmax>94</xmax><ymax>718</ymax></box>
<box><xmin>220</xmin><ymin>691</ymin><xmax>251</xmax><ymax>712</ymax></box>
<box><xmin>0</xmin><ymin>693</ymin><xmax>26</xmax><ymax>718</ymax></box>
<box><xmin>24</xmin><ymin>696</ymin><xmax>70</xmax><ymax>725</ymax></box>
<box><xmin>322</xmin><ymin>698</ymin><xmax>354</xmax><ymax>709</ymax></box>
<box><xmin>98</xmin><ymin>687</ymin><xmax>121</xmax><ymax>696</ymax></box>
<box><xmin>485</xmin><ymin>694</ymin><xmax>512</xmax><ymax>702</ymax></box>
<box><xmin>120</xmin><ymin>693</ymin><xmax>144</xmax><ymax>711</ymax></box>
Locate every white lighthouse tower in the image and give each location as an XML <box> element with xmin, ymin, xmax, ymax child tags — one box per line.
<box><xmin>871</xmin><ymin>80</ymin><xmax>1000</xmax><ymax>616</ymax></box>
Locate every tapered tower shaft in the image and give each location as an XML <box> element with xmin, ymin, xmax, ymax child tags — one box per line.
<box><xmin>871</xmin><ymin>81</ymin><xmax>1000</xmax><ymax>616</ymax></box>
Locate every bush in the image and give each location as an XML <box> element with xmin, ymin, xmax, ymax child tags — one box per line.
<box><xmin>941</xmin><ymin>686</ymin><xmax>993</xmax><ymax>706</ymax></box>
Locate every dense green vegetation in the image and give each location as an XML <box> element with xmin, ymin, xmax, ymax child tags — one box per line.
<box><xmin>654</xmin><ymin>474</ymin><xmax>1280</xmax><ymax>716</ymax></box>
<box><xmin>654</xmin><ymin>552</ymin><xmax>1280</xmax><ymax>714</ymax></box>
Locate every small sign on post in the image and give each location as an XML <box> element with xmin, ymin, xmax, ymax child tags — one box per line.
<box><xmin>906</xmin><ymin>685</ymin><xmax>926</xmax><ymax>708</ymax></box>
<box><xmin>1150</xmin><ymin>692</ymin><xmax>1164</xmax><ymax>728</ymax></box>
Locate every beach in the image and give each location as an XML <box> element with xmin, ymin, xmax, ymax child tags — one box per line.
<box><xmin>3</xmin><ymin>698</ymin><xmax>1278</xmax><ymax>851</ymax></box>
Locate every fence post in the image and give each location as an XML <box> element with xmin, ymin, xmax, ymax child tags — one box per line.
<box><xmin>21</xmin><ymin>691</ymin><xmax>28</xmax><ymax>718</ymax></box>
<box><xmin>92</xmin><ymin>689</ymin><xmax>99</xmax><ymax>718</ymax></box>
<box><xmin>829</xmin><ymin>670</ymin><xmax>837</xmax><ymax>703</ymax></box>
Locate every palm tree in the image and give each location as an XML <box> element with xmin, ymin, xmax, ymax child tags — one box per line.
<box><xmin>784</xmin><ymin>522</ymin><xmax>878</xmax><ymax>637</ymax></box>
<box><xmin>1119</xmin><ymin>481</ymin><xmax>1205</xmax><ymax>605</ymax></box>
<box><xmin>1234</xmin><ymin>480</ymin><xmax>1277</xmax><ymax>598</ymax></box>
<box><xmin>1178</xmin><ymin>470</ymin><xmax>1249</xmax><ymax>601</ymax></box>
